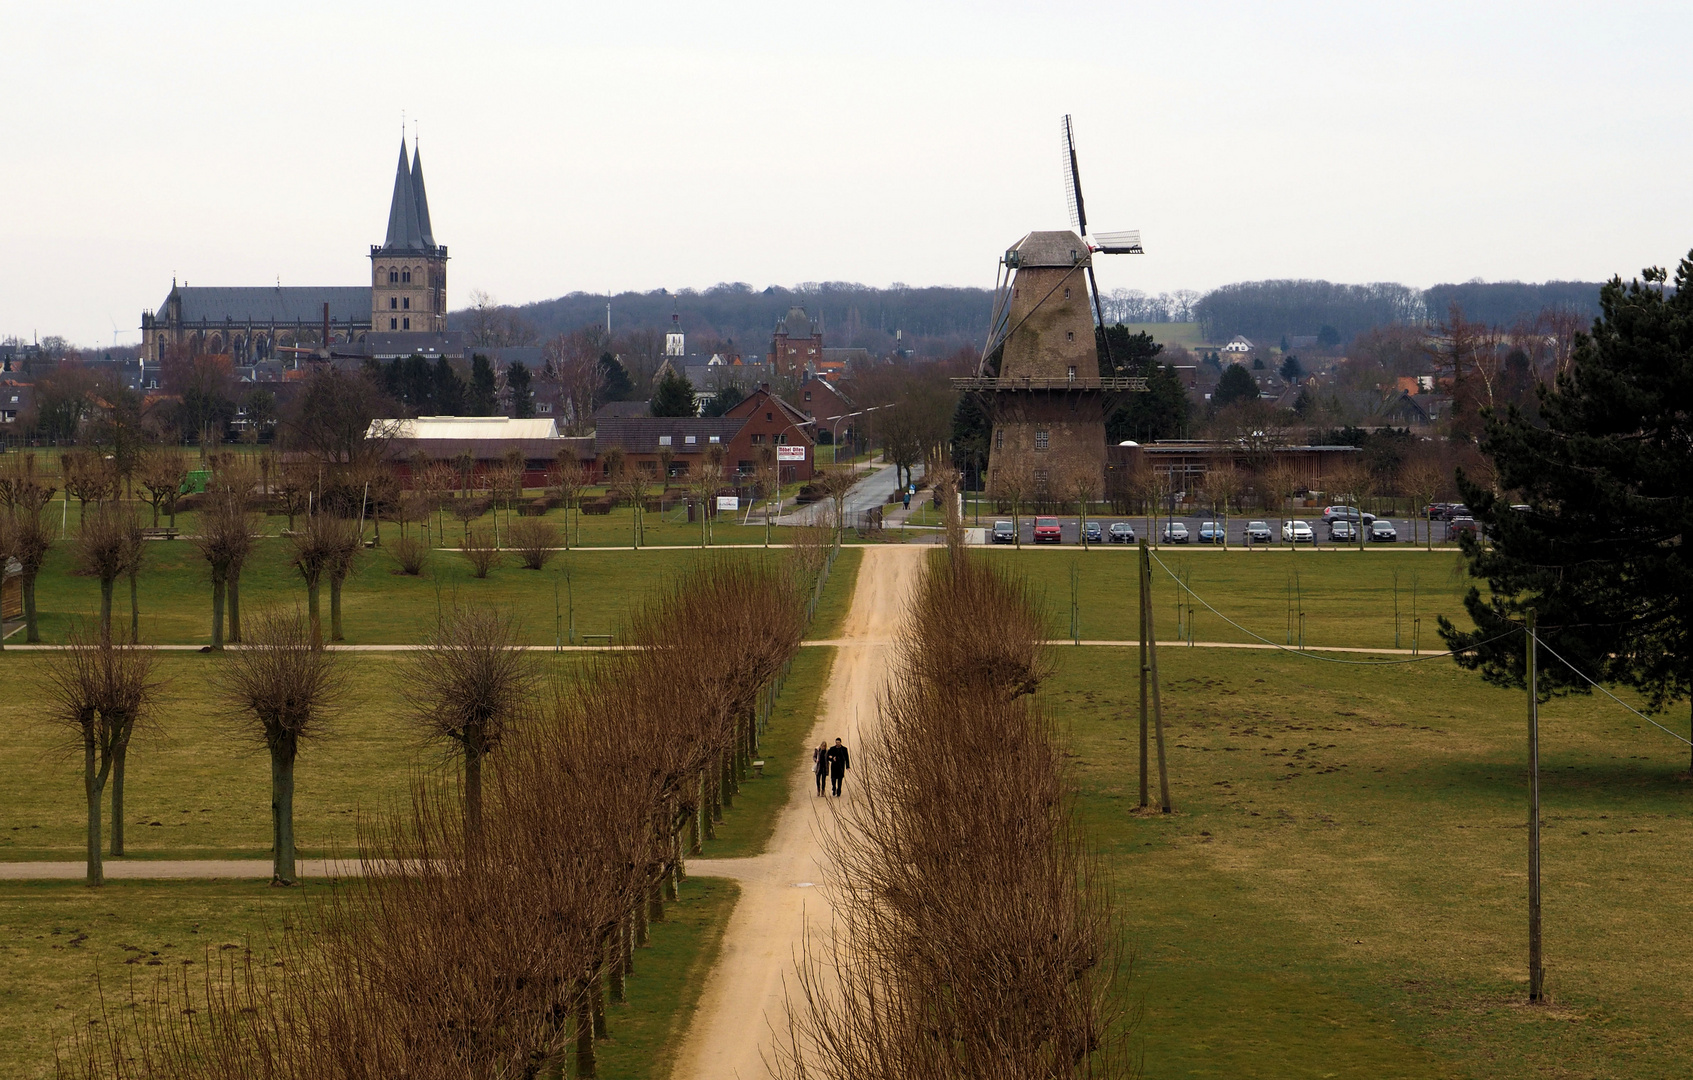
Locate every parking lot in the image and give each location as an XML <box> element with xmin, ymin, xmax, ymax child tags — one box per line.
<box><xmin>982</xmin><ymin>513</ymin><xmax>1469</xmax><ymax>546</ymax></box>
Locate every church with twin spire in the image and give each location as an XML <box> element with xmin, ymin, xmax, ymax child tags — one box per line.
<box><xmin>141</xmin><ymin>138</ymin><xmax>449</xmax><ymax>364</ymax></box>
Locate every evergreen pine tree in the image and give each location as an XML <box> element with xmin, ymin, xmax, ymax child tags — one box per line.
<box><xmin>1211</xmin><ymin>362</ymin><xmax>1260</xmax><ymax>409</ymax></box>
<box><xmin>433</xmin><ymin>357</ymin><xmax>466</xmax><ymax>415</ymax></box>
<box><xmin>1440</xmin><ymin>259</ymin><xmax>1693</xmax><ymax>760</ymax></box>
<box><xmin>507</xmin><ymin>362</ymin><xmax>534</xmax><ymax>418</ymax></box>
<box><xmin>649</xmin><ymin>369</ymin><xmax>697</xmax><ymax>417</ymax></box>
<box><xmin>468</xmin><ymin>354</ymin><xmax>499</xmax><ymax>416</ymax></box>
<box><xmin>595</xmin><ymin>354</ymin><xmax>635</xmax><ymax>407</ymax></box>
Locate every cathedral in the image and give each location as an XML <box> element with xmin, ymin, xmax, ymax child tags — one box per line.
<box><xmin>141</xmin><ymin>138</ymin><xmax>447</xmax><ymax>364</ymax></box>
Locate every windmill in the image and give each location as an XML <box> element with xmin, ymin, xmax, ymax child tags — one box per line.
<box><xmin>1059</xmin><ymin>113</ymin><xmax>1142</xmax><ymax>361</ymax></box>
<box><xmin>957</xmin><ymin>114</ymin><xmax>1150</xmax><ymax>508</ymax></box>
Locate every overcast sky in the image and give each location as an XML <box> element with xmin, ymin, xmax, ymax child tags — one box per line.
<box><xmin>6</xmin><ymin>1</ymin><xmax>1690</xmax><ymax>347</ymax></box>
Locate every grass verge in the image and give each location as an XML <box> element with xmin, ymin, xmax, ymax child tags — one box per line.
<box><xmin>804</xmin><ymin>546</ymin><xmax>863</xmax><ymax>640</ymax></box>
<box><xmin>1053</xmin><ymin>644</ymin><xmax>1693</xmax><ymax>1077</ymax></box>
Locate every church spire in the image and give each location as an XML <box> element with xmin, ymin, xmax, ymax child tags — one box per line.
<box><xmin>411</xmin><ymin>143</ymin><xmax>435</xmax><ymax>248</ymax></box>
<box><xmin>383</xmin><ymin>138</ymin><xmax>420</xmax><ymax>250</ymax></box>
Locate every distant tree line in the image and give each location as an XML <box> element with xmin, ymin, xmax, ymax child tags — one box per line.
<box><xmin>1193</xmin><ymin>278</ymin><xmax>1604</xmax><ymax>347</ymax></box>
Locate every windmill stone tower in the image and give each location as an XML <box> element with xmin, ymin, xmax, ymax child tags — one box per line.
<box><xmin>957</xmin><ymin>116</ymin><xmax>1147</xmax><ymax>502</ymax></box>
<box><xmin>980</xmin><ymin>231</ymin><xmax>1117</xmax><ymax>493</ymax></box>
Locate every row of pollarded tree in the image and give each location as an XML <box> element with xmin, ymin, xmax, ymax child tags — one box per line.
<box><xmin>776</xmin><ymin>522</ymin><xmax>1132</xmax><ymax>1077</ymax></box>
<box><xmin>59</xmin><ymin>552</ymin><xmax>813</xmax><ymax>1078</ymax></box>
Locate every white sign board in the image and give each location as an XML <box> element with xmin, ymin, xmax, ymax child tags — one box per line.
<box><xmin>776</xmin><ymin>445</ymin><xmax>807</xmax><ymax>462</ymax></box>
<box><xmin>716</xmin><ymin>496</ymin><xmax>739</xmax><ymax>511</ymax></box>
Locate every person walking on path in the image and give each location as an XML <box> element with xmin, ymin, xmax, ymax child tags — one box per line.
<box><xmin>826</xmin><ymin>738</ymin><xmax>850</xmax><ymax>797</ymax></box>
<box><xmin>812</xmin><ymin>742</ymin><xmax>828</xmax><ymax>796</ymax></box>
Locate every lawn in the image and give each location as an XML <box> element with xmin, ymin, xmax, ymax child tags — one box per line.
<box><xmin>0</xmin><ymin>876</ymin><xmax>738</xmax><ymax>1080</ymax></box>
<box><xmin>16</xmin><ymin>531</ymin><xmax>843</xmax><ymax>646</ymax></box>
<box><xmin>1052</xmin><ymin>644</ymin><xmax>1693</xmax><ymax>1078</ymax></box>
<box><xmin>984</xmin><ymin>546</ymin><xmax>1480</xmax><ymax>650</ymax></box>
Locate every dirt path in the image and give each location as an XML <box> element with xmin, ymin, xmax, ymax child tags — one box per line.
<box><xmin>670</xmin><ymin>544</ymin><xmax>922</xmax><ymax>1080</ymax></box>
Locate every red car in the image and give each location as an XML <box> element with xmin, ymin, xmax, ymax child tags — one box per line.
<box><xmin>1033</xmin><ymin>516</ymin><xmax>1062</xmax><ymax>543</ymax></box>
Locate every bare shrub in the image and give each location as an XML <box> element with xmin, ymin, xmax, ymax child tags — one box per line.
<box><xmin>461</xmin><ymin>526</ymin><xmax>502</xmax><ymax>578</ymax></box>
<box><xmin>390</xmin><ymin>535</ymin><xmax>430</xmax><ymax>576</ymax></box>
<box><xmin>507</xmin><ymin>517</ymin><xmax>561</xmax><ymax>570</ymax></box>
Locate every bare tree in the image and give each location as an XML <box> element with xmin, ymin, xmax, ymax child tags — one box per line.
<box><xmin>73</xmin><ymin>503</ymin><xmax>133</xmax><ymax>640</ymax></box>
<box><xmin>402</xmin><ymin>606</ymin><xmax>540</xmax><ymax>840</ymax></box>
<box><xmin>136</xmin><ymin>449</ymin><xmax>188</xmax><ymax>528</ymax></box>
<box><xmin>61</xmin><ymin>450</ymin><xmax>118</xmax><ymax>527</ymax></box>
<box><xmin>1063</xmin><ymin>463</ymin><xmax>1102</xmax><ymax>550</ymax></box>
<box><xmin>550</xmin><ymin>452</ymin><xmax>587</xmax><ymax>549</ymax></box>
<box><xmin>290</xmin><ymin>514</ymin><xmax>344</xmax><ymax>649</ymax></box>
<box><xmin>1204</xmin><ymin>459</ymin><xmax>1242</xmax><ymax>549</ymax></box>
<box><xmin>193</xmin><ymin>497</ymin><xmax>251</xmax><ymax>650</ymax></box>
<box><xmin>43</xmin><ymin>629</ymin><xmax>160</xmax><ymax>883</ymax></box>
<box><xmin>989</xmin><ymin>458</ymin><xmax>1032</xmax><ymax>548</ymax></box>
<box><xmin>688</xmin><ymin>446</ymin><xmax>725</xmax><ymax>548</ymax></box>
<box><xmin>8</xmin><ymin>506</ymin><xmax>53</xmax><ymax>643</ymax></box>
<box><xmin>326</xmin><ymin>519</ymin><xmax>363</xmax><ymax>643</ymax></box>
<box><xmin>1400</xmin><ymin>456</ymin><xmax>1447</xmax><ymax>549</ymax></box>
<box><xmin>219</xmin><ymin>608</ymin><xmax>347</xmax><ymax>884</ymax></box>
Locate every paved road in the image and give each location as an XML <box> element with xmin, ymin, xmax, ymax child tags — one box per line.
<box><xmin>776</xmin><ymin>462</ymin><xmax>924</xmax><ymax>526</ymax></box>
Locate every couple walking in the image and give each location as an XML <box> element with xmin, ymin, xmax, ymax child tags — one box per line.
<box><xmin>813</xmin><ymin>738</ymin><xmax>850</xmax><ymax>797</ymax></box>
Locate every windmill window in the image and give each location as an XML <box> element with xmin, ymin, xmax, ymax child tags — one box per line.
<box><xmin>994</xmin><ymin>429</ymin><xmax>1004</xmax><ymax>449</ymax></box>
<box><xmin>1035</xmin><ymin>429</ymin><xmax>1049</xmax><ymax>451</ymax></box>
<box><xmin>1064</xmin><ymin>287</ymin><xmax>1071</xmax><ymax>299</ymax></box>
<box><xmin>1066</xmin><ymin>331</ymin><xmax>1075</xmax><ymax>342</ymax></box>
<box><xmin>1067</xmin><ymin>366</ymin><xmax>1077</xmax><ymax>382</ymax></box>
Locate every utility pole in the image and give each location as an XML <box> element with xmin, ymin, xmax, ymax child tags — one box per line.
<box><xmin>1139</xmin><ymin>540</ymin><xmax>1172</xmax><ymax>813</ymax></box>
<box><xmin>1527</xmin><ymin>609</ymin><xmax>1544</xmax><ymax>1002</ymax></box>
<box><xmin>1138</xmin><ymin>540</ymin><xmax>1150</xmax><ymax>809</ymax></box>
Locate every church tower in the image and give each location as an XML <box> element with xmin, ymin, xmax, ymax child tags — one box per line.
<box><xmin>370</xmin><ymin>138</ymin><xmax>448</xmax><ymax>333</ymax></box>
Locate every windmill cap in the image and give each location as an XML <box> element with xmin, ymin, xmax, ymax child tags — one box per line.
<box><xmin>1006</xmin><ymin>230</ymin><xmax>1090</xmax><ymax>269</ymax></box>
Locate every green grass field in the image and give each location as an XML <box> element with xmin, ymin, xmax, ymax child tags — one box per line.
<box><xmin>0</xmin><ymin>876</ymin><xmax>738</xmax><ymax>1080</ymax></box>
<box><xmin>15</xmin><ymin>530</ymin><xmax>836</xmax><ymax>646</ymax></box>
<box><xmin>1053</xmin><ymin>644</ymin><xmax>1693</xmax><ymax>1078</ymax></box>
<box><xmin>1119</xmin><ymin>321</ymin><xmax>1207</xmax><ymax>349</ymax></box>
<box><xmin>984</xmin><ymin>546</ymin><xmax>1480</xmax><ymax>650</ymax></box>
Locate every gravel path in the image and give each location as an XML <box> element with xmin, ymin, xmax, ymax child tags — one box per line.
<box><xmin>669</xmin><ymin>544</ymin><xmax>921</xmax><ymax>1080</ymax></box>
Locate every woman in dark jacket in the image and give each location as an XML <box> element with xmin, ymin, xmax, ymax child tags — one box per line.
<box><xmin>813</xmin><ymin>741</ymin><xmax>828</xmax><ymax>796</ymax></box>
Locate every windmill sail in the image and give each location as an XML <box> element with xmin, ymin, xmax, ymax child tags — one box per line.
<box><xmin>1061</xmin><ymin>114</ymin><xmax>1087</xmax><ymax>237</ymax></box>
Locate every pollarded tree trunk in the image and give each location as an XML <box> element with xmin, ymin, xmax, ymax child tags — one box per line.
<box><xmin>85</xmin><ymin>738</ymin><xmax>104</xmax><ymax>887</ymax></box>
<box><xmin>210</xmin><ymin>574</ymin><xmax>226</xmax><ymax>650</ymax></box>
<box><xmin>128</xmin><ymin>570</ymin><xmax>139</xmax><ymax>642</ymax></box>
<box><xmin>271</xmin><ymin>737</ymin><xmax>297</xmax><ymax>885</ymax></box>
<box><xmin>607</xmin><ymin>938</ymin><xmax>625</xmax><ymax>1003</ymax></box>
<box><xmin>227</xmin><ymin>567</ymin><xmax>243</xmax><ymax>644</ymax></box>
<box><xmin>634</xmin><ymin>898</ymin><xmax>648</xmax><ymax>946</ymax></box>
<box><xmin>575</xmin><ymin>988</ymin><xmax>597</xmax><ymax>1077</ymax></box>
<box><xmin>621</xmin><ymin>914</ymin><xmax>633</xmax><ymax>977</ymax></box>
<box><xmin>329</xmin><ymin>575</ymin><xmax>345</xmax><ymax>643</ymax></box>
<box><xmin>110</xmin><ymin>740</ymin><xmax>128</xmax><ymax>856</ymax></box>
<box><xmin>23</xmin><ymin>576</ymin><xmax>40</xmax><ymax>644</ymax></box>
<box><xmin>304</xmin><ymin>574</ymin><xmax>323</xmax><ymax>649</ymax></box>
<box><xmin>462</xmin><ymin>730</ymin><xmax>484</xmax><ymax>843</ymax></box>
<box><xmin>591</xmin><ymin>963</ymin><xmax>607</xmax><ymax>1038</ymax></box>
<box><xmin>99</xmin><ymin>577</ymin><xmax>115</xmax><ymax>640</ymax></box>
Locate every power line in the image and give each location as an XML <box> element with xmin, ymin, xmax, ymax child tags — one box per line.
<box><xmin>1146</xmin><ymin>552</ymin><xmax>1513</xmax><ymax>666</ymax></box>
<box><xmin>1532</xmin><ymin>635</ymin><xmax>1693</xmax><ymax>747</ymax></box>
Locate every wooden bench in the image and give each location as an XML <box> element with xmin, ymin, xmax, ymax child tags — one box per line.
<box><xmin>753</xmin><ymin>759</ymin><xmax>765</xmax><ymax>778</ymax></box>
<box><xmin>140</xmin><ymin>527</ymin><xmax>179</xmax><ymax>541</ymax></box>
<box><xmin>578</xmin><ymin>633</ymin><xmax>614</xmax><ymax>646</ymax></box>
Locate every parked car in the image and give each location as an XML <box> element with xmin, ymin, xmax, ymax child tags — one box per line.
<box><xmin>1197</xmin><ymin>521</ymin><xmax>1225</xmax><ymax>544</ymax></box>
<box><xmin>1033</xmin><ymin>516</ymin><xmax>1062</xmax><ymax>543</ymax></box>
<box><xmin>991</xmin><ymin>520</ymin><xmax>1016</xmax><ymax>544</ymax></box>
<box><xmin>1448</xmin><ymin>516</ymin><xmax>1478</xmax><ymax>539</ymax></box>
<box><xmin>1162</xmin><ymin>522</ymin><xmax>1190</xmax><ymax>544</ymax></box>
<box><xmin>1245</xmin><ymin>520</ymin><xmax>1273</xmax><ymax>543</ymax></box>
<box><xmin>1282</xmin><ymin>519</ymin><xmax>1314</xmax><ymax>543</ymax></box>
<box><xmin>1328</xmin><ymin>519</ymin><xmax>1358</xmax><ymax>542</ymax></box>
<box><xmin>1370</xmin><ymin>520</ymin><xmax>1398</xmax><ymax>542</ymax></box>
<box><xmin>1423</xmin><ymin>502</ymin><xmax>1456</xmax><ymax>520</ymax></box>
<box><xmin>1323</xmin><ymin>506</ymin><xmax>1376</xmax><ymax>526</ymax></box>
<box><xmin>1446</xmin><ymin>504</ymin><xmax>1471</xmax><ymax>521</ymax></box>
<box><xmin>1108</xmin><ymin>521</ymin><xmax>1136</xmax><ymax>544</ymax></box>
<box><xmin>1083</xmin><ymin>520</ymin><xmax>1103</xmax><ymax>544</ymax></box>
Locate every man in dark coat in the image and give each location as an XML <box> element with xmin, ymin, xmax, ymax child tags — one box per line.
<box><xmin>826</xmin><ymin>738</ymin><xmax>850</xmax><ymax>797</ymax></box>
